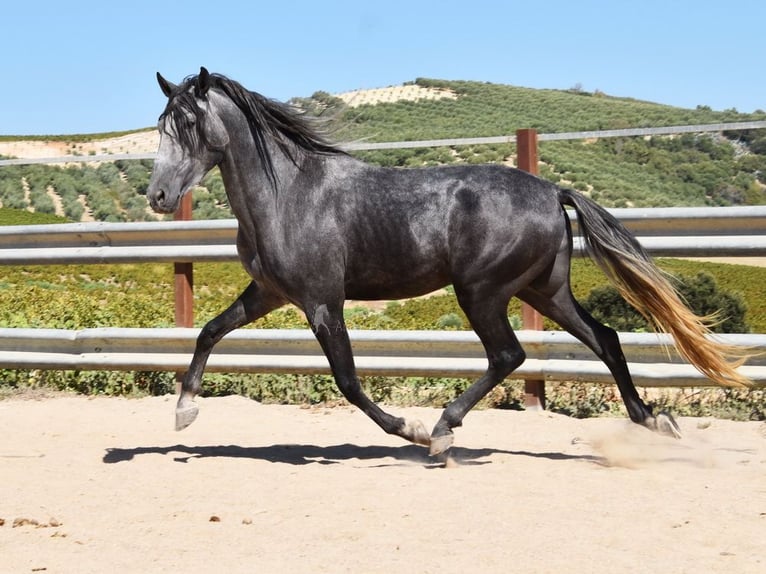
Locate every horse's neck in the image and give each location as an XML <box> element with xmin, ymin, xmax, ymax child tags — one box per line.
<box><xmin>219</xmin><ymin>137</ymin><xmax>303</xmax><ymax>231</ymax></box>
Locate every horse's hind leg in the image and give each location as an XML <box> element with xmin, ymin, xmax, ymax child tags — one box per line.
<box><xmin>175</xmin><ymin>281</ymin><xmax>284</xmax><ymax>430</ymax></box>
<box><xmin>430</xmin><ymin>288</ymin><xmax>526</xmax><ymax>455</ymax></box>
<box><xmin>519</xmin><ymin>281</ymin><xmax>681</xmax><ymax>439</ymax></box>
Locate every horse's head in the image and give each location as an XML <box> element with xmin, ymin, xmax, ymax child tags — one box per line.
<box><xmin>147</xmin><ymin>67</ymin><xmax>229</xmax><ymax>213</ymax></box>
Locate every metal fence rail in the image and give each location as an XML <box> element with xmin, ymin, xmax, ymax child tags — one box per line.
<box><xmin>0</xmin><ymin>327</ymin><xmax>763</xmax><ymax>388</ymax></box>
<box><xmin>0</xmin><ymin>205</ymin><xmax>764</xmax><ymax>265</ymax></box>
<box><xmin>3</xmin><ymin>120</ymin><xmax>766</xmax><ymax>164</ymax></box>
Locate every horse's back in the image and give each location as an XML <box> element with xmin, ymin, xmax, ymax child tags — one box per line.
<box><xmin>332</xmin><ymin>160</ymin><xmax>568</xmax><ymax>298</ymax></box>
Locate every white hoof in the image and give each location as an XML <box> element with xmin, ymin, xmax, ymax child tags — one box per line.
<box><xmin>402</xmin><ymin>419</ymin><xmax>431</xmax><ymax>446</ymax></box>
<box><xmin>429</xmin><ymin>432</ymin><xmax>454</xmax><ymax>456</ymax></box>
<box><xmin>655</xmin><ymin>412</ymin><xmax>682</xmax><ymax>439</ymax></box>
<box><xmin>175</xmin><ymin>402</ymin><xmax>199</xmax><ymax>431</ymax></box>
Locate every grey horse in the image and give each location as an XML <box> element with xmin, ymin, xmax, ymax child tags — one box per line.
<box><xmin>146</xmin><ymin>68</ymin><xmax>750</xmax><ymax>455</ymax></box>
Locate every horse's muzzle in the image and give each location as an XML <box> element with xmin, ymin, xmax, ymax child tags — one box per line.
<box><xmin>147</xmin><ymin>187</ymin><xmax>176</xmax><ymax>214</ymax></box>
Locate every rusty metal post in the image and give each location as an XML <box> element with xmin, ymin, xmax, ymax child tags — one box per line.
<box><xmin>173</xmin><ymin>193</ymin><xmax>194</xmax><ymax>327</ymax></box>
<box><xmin>516</xmin><ymin>128</ymin><xmax>546</xmax><ymax>410</ymax></box>
<box><xmin>173</xmin><ymin>193</ymin><xmax>194</xmax><ymax>393</ymax></box>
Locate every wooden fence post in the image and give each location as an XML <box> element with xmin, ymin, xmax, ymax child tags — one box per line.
<box><xmin>516</xmin><ymin>128</ymin><xmax>546</xmax><ymax>410</ymax></box>
<box><xmin>173</xmin><ymin>193</ymin><xmax>194</xmax><ymax>393</ymax></box>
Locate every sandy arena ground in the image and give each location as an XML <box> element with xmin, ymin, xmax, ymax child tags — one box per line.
<box><xmin>0</xmin><ymin>394</ymin><xmax>764</xmax><ymax>574</ymax></box>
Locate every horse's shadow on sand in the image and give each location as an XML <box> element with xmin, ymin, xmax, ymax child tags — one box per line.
<box><xmin>103</xmin><ymin>442</ymin><xmax>603</xmax><ymax>467</ymax></box>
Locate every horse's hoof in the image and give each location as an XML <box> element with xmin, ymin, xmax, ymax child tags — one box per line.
<box><xmin>655</xmin><ymin>411</ymin><xmax>682</xmax><ymax>439</ymax></box>
<box><xmin>175</xmin><ymin>402</ymin><xmax>199</xmax><ymax>431</ymax></box>
<box><xmin>429</xmin><ymin>431</ymin><xmax>454</xmax><ymax>456</ymax></box>
<box><xmin>644</xmin><ymin>411</ymin><xmax>682</xmax><ymax>439</ymax></box>
<box><xmin>402</xmin><ymin>419</ymin><xmax>431</xmax><ymax>446</ymax></box>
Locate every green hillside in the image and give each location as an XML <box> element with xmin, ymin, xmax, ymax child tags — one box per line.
<box><xmin>332</xmin><ymin>79</ymin><xmax>763</xmax><ymax>140</ymax></box>
<box><xmin>0</xmin><ymin>78</ymin><xmax>766</xmax><ymax>221</ymax></box>
<box><xmin>1</xmin><ymin>79</ymin><xmax>766</xmax><ymax>222</ymax></box>
<box><xmin>324</xmin><ymin>79</ymin><xmax>766</xmax><ymax>208</ymax></box>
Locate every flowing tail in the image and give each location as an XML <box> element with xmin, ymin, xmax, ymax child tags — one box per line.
<box><xmin>559</xmin><ymin>188</ymin><xmax>752</xmax><ymax>388</ymax></box>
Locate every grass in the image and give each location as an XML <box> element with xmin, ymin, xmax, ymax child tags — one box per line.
<box><xmin>0</xmin><ymin>207</ymin><xmax>68</xmax><ymax>225</ymax></box>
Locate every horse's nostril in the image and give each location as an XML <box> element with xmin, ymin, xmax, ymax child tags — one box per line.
<box><xmin>147</xmin><ymin>186</ymin><xmax>166</xmax><ymax>211</ymax></box>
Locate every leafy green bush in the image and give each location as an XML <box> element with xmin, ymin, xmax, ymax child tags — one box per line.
<box><xmin>0</xmin><ymin>207</ymin><xmax>67</xmax><ymax>225</ymax></box>
<box><xmin>436</xmin><ymin>312</ymin><xmax>464</xmax><ymax>329</ymax></box>
<box><xmin>581</xmin><ymin>271</ymin><xmax>749</xmax><ymax>333</ymax></box>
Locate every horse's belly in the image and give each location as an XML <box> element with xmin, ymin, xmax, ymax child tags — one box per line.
<box><xmin>344</xmin><ymin>265</ymin><xmax>450</xmax><ymax>301</ymax></box>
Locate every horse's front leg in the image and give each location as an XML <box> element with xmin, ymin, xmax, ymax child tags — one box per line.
<box><xmin>176</xmin><ymin>281</ymin><xmax>285</xmax><ymax>430</ymax></box>
<box><xmin>306</xmin><ymin>302</ymin><xmax>431</xmax><ymax>446</ymax></box>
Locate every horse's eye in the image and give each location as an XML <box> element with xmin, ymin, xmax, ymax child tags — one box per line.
<box><xmin>167</xmin><ymin>110</ymin><xmax>196</xmax><ymax>128</ymax></box>
<box><xmin>158</xmin><ymin>117</ymin><xmax>174</xmax><ymax>137</ymax></box>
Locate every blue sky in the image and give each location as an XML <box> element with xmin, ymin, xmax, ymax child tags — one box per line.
<box><xmin>1</xmin><ymin>0</ymin><xmax>764</xmax><ymax>135</ymax></box>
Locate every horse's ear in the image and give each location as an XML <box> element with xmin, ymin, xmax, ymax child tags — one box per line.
<box><xmin>195</xmin><ymin>67</ymin><xmax>211</xmax><ymax>98</ymax></box>
<box><xmin>156</xmin><ymin>72</ymin><xmax>176</xmax><ymax>98</ymax></box>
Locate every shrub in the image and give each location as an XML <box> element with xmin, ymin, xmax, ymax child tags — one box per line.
<box><xmin>581</xmin><ymin>271</ymin><xmax>749</xmax><ymax>333</ymax></box>
<box><xmin>436</xmin><ymin>313</ymin><xmax>464</xmax><ymax>329</ymax></box>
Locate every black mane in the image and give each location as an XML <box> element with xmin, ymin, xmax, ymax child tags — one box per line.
<box><xmin>161</xmin><ymin>72</ymin><xmax>346</xmax><ymax>189</ymax></box>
